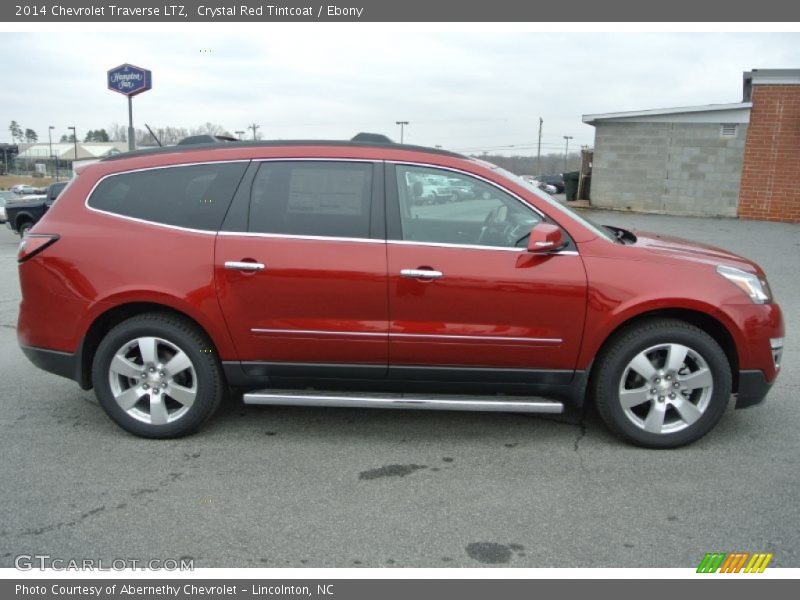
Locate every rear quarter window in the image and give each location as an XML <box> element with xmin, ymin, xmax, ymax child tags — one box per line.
<box><xmin>87</xmin><ymin>162</ymin><xmax>248</xmax><ymax>231</ymax></box>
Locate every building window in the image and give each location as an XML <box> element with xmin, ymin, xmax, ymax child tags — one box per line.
<box><xmin>720</xmin><ymin>124</ymin><xmax>738</xmax><ymax>138</ymax></box>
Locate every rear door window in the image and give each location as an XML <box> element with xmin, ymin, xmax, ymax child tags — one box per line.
<box><xmin>249</xmin><ymin>161</ymin><xmax>374</xmax><ymax>239</ymax></box>
<box><xmin>88</xmin><ymin>162</ymin><xmax>248</xmax><ymax>231</ymax></box>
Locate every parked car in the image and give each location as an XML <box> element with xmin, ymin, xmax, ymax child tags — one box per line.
<box><xmin>522</xmin><ymin>176</ymin><xmax>557</xmax><ymax>195</ymax></box>
<box><xmin>11</xmin><ymin>184</ymin><xmax>37</xmax><ymax>195</ymax></box>
<box><xmin>5</xmin><ymin>181</ymin><xmax>68</xmax><ymax>236</ymax></box>
<box><xmin>539</xmin><ymin>174</ymin><xmax>565</xmax><ymax>193</ymax></box>
<box><xmin>17</xmin><ymin>136</ymin><xmax>783</xmax><ymax>447</ymax></box>
<box><xmin>0</xmin><ymin>191</ymin><xmax>16</xmax><ymax>223</ymax></box>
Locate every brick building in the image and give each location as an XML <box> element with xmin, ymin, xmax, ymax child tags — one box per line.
<box><xmin>583</xmin><ymin>69</ymin><xmax>800</xmax><ymax>223</ymax></box>
<box><xmin>738</xmin><ymin>70</ymin><xmax>800</xmax><ymax>222</ymax></box>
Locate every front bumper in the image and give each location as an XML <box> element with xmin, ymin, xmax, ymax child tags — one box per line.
<box><xmin>735</xmin><ymin>370</ymin><xmax>774</xmax><ymax>409</ymax></box>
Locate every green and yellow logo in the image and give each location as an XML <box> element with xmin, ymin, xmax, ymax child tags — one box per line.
<box><xmin>697</xmin><ymin>552</ymin><xmax>773</xmax><ymax>573</ymax></box>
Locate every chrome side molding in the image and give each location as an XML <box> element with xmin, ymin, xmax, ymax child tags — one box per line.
<box><xmin>242</xmin><ymin>390</ymin><xmax>564</xmax><ymax>414</ymax></box>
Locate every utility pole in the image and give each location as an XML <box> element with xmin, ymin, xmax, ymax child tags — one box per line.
<box><xmin>563</xmin><ymin>135</ymin><xmax>573</xmax><ymax>174</ymax></box>
<box><xmin>537</xmin><ymin>117</ymin><xmax>543</xmax><ymax>176</ymax></box>
<box><xmin>235</xmin><ymin>130</ymin><xmax>245</xmax><ymax>140</ymax></box>
<box><xmin>249</xmin><ymin>124</ymin><xmax>260</xmax><ymax>141</ymax></box>
<box><xmin>68</xmin><ymin>126</ymin><xmax>77</xmax><ymax>172</ymax></box>
<box><xmin>395</xmin><ymin>121</ymin><xmax>409</xmax><ymax>144</ymax></box>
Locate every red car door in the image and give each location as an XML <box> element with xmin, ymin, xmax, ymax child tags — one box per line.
<box><xmin>215</xmin><ymin>160</ymin><xmax>389</xmax><ymax>377</ymax></box>
<box><xmin>386</xmin><ymin>163</ymin><xmax>587</xmax><ymax>380</ymax></box>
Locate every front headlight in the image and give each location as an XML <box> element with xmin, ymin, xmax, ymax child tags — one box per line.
<box><xmin>716</xmin><ymin>265</ymin><xmax>771</xmax><ymax>304</ymax></box>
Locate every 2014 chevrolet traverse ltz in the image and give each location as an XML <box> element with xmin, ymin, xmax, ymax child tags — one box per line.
<box><xmin>17</xmin><ymin>135</ymin><xmax>784</xmax><ymax>447</ymax></box>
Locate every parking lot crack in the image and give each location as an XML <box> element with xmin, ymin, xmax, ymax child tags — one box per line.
<box><xmin>573</xmin><ymin>419</ymin><xmax>588</xmax><ymax>472</ymax></box>
<box><xmin>19</xmin><ymin>505</ymin><xmax>106</xmax><ymax>537</ymax></box>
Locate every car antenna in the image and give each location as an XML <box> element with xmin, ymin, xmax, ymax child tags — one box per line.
<box><xmin>144</xmin><ymin>123</ymin><xmax>163</xmax><ymax>147</ymax></box>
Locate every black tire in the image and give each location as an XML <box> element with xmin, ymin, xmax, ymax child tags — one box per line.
<box><xmin>593</xmin><ymin>318</ymin><xmax>732</xmax><ymax>448</ymax></box>
<box><xmin>18</xmin><ymin>221</ymin><xmax>32</xmax><ymax>237</ymax></box>
<box><xmin>91</xmin><ymin>313</ymin><xmax>224</xmax><ymax>438</ymax></box>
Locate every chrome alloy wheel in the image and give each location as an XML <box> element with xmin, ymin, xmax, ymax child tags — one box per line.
<box><xmin>108</xmin><ymin>336</ymin><xmax>198</xmax><ymax>425</ymax></box>
<box><xmin>618</xmin><ymin>343</ymin><xmax>714</xmax><ymax>435</ymax></box>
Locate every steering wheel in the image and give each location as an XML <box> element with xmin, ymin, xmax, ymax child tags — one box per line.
<box><xmin>477</xmin><ymin>206</ymin><xmax>502</xmax><ymax>244</ymax></box>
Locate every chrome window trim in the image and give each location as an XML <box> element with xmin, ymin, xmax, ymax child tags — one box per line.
<box><xmin>84</xmin><ymin>159</ymin><xmax>251</xmax><ymax>235</ymax></box>
<box><xmin>389</xmin><ymin>240</ymin><xmax>524</xmax><ymax>253</ymax></box>
<box><xmin>217</xmin><ymin>231</ymin><xmax>384</xmax><ymax>244</ymax></box>
<box><xmin>250</xmin><ymin>328</ymin><xmax>562</xmax><ymax>344</ymax></box>
<box><xmin>217</xmin><ymin>232</ymin><xmax>579</xmax><ymax>254</ymax></box>
<box><xmin>81</xmin><ymin>157</ymin><xmax>581</xmax><ymax>257</ymax></box>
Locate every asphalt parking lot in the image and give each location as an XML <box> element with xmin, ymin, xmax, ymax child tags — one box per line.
<box><xmin>0</xmin><ymin>209</ymin><xmax>798</xmax><ymax>569</ymax></box>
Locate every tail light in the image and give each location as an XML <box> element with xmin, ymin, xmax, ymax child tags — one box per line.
<box><xmin>18</xmin><ymin>234</ymin><xmax>59</xmax><ymax>263</ymax></box>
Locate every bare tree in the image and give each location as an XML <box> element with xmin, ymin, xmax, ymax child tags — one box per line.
<box><xmin>108</xmin><ymin>122</ymin><xmax>127</xmax><ymax>143</ymax></box>
<box><xmin>111</xmin><ymin>122</ymin><xmax>234</xmax><ymax>147</ymax></box>
<box><xmin>191</xmin><ymin>122</ymin><xmax>231</xmax><ymax>137</ymax></box>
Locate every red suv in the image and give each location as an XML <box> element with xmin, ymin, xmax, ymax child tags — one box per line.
<box><xmin>17</xmin><ymin>137</ymin><xmax>784</xmax><ymax>447</ymax></box>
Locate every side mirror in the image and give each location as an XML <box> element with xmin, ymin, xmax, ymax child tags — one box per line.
<box><xmin>527</xmin><ymin>223</ymin><xmax>566</xmax><ymax>253</ymax></box>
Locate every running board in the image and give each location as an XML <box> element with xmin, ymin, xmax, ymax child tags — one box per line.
<box><xmin>242</xmin><ymin>390</ymin><xmax>564</xmax><ymax>414</ymax></box>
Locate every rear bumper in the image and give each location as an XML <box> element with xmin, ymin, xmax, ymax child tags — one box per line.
<box><xmin>20</xmin><ymin>344</ymin><xmax>83</xmax><ymax>386</ymax></box>
<box><xmin>735</xmin><ymin>370</ymin><xmax>774</xmax><ymax>409</ymax></box>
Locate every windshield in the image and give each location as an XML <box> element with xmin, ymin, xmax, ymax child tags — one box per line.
<box><xmin>490</xmin><ymin>166</ymin><xmax>617</xmax><ymax>243</ymax></box>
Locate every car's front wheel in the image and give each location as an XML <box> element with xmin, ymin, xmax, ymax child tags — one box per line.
<box><xmin>92</xmin><ymin>313</ymin><xmax>224</xmax><ymax>438</ymax></box>
<box><xmin>593</xmin><ymin>318</ymin><xmax>732</xmax><ymax>448</ymax></box>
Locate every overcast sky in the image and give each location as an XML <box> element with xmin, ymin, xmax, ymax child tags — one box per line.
<box><xmin>1</xmin><ymin>31</ymin><xmax>799</xmax><ymax>154</ymax></box>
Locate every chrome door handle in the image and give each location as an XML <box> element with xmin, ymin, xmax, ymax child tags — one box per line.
<box><xmin>225</xmin><ymin>261</ymin><xmax>265</xmax><ymax>271</ymax></box>
<box><xmin>400</xmin><ymin>268</ymin><xmax>443</xmax><ymax>280</ymax></box>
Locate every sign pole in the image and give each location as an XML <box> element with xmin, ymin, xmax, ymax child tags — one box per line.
<box><xmin>107</xmin><ymin>63</ymin><xmax>151</xmax><ymax>153</ymax></box>
<box><xmin>128</xmin><ymin>96</ymin><xmax>135</xmax><ymax>152</ymax></box>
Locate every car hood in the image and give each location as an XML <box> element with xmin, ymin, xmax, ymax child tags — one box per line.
<box><xmin>631</xmin><ymin>230</ymin><xmax>762</xmax><ymax>274</ymax></box>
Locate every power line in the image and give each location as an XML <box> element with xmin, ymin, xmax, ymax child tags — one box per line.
<box><xmin>452</xmin><ymin>142</ymin><xmax>591</xmax><ymax>153</ymax></box>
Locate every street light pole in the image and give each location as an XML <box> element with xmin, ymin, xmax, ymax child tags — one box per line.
<box><xmin>235</xmin><ymin>130</ymin><xmax>245</xmax><ymax>140</ymax></box>
<box><xmin>250</xmin><ymin>124</ymin><xmax>260</xmax><ymax>140</ymax></box>
<box><xmin>563</xmin><ymin>135</ymin><xmax>573</xmax><ymax>174</ymax></box>
<box><xmin>395</xmin><ymin>121</ymin><xmax>409</xmax><ymax>144</ymax></box>
<box><xmin>48</xmin><ymin>126</ymin><xmax>54</xmax><ymax>179</ymax></box>
<box><xmin>127</xmin><ymin>96</ymin><xmax>136</xmax><ymax>152</ymax></box>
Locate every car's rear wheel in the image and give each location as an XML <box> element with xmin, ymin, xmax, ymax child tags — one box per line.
<box><xmin>92</xmin><ymin>313</ymin><xmax>224</xmax><ymax>438</ymax></box>
<box><xmin>17</xmin><ymin>221</ymin><xmax>32</xmax><ymax>237</ymax></box>
<box><xmin>593</xmin><ymin>319</ymin><xmax>732</xmax><ymax>448</ymax></box>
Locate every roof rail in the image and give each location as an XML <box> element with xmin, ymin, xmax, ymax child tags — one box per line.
<box><xmin>177</xmin><ymin>134</ymin><xmax>239</xmax><ymax>145</ymax></box>
<box><xmin>101</xmin><ymin>138</ymin><xmax>465</xmax><ymax>162</ymax></box>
